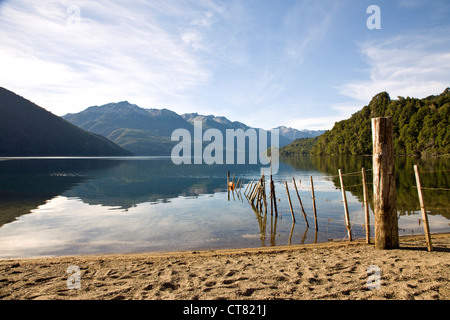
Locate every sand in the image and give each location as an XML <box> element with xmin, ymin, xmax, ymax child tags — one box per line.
<box><xmin>0</xmin><ymin>234</ymin><xmax>449</xmax><ymax>300</ymax></box>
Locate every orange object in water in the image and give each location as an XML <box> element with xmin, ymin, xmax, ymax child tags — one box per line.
<box><xmin>228</xmin><ymin>182</ymin><xmax>235</xmax><ymax>190</ymax></box>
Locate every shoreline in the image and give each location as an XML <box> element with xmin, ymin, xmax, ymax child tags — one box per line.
<box><xmin>1</xmin><ymin>233</ymin><xmax>449</xmax><ymax>300</ymax></box>
<box><xmin>1</xmin><ymin>232</ymin><xmax>447</xmax><ymax>262</ymax></box>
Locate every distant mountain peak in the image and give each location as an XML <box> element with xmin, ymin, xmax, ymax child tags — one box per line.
<box><xmin>181</xmin><ymin>113</ymin><xmax>249</xmax><ymax>131</ymax></box>
<box><xmin>272</xmin><ymin>125</ymin><xmax>325</xmax><ymax>140</ymax></box>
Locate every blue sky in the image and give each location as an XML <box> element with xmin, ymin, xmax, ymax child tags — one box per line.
<box><xmin>0</xmin><ymin>0</ymin><xmax>449</xmax><ymax>130</ymax></box>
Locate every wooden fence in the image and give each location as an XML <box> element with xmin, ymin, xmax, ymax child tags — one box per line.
<box><xmin>227</xmin><ymin>117</ymin><xmax>448</xmax><ymax>251</ymax></box>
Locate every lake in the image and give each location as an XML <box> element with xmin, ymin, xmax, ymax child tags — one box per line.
<box><xmin>0</xmin><ymin>156</ymin><xmax>449</xmax><ymax>258</ymax></box>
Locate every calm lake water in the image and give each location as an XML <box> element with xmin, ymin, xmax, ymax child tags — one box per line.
<box><xmin>0</xmin><ymin>156</ymin><xmax>449</xmax><ymax>258</ymax></box>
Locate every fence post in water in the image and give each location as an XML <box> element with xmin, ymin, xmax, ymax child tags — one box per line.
<box><xmin>248</xmin><ymin>179</ymin><xmax>257</xmax><ymax>198</ymax></box>
<box><xmin>362</xmin><ymin>168</ymin><xmax>371</xmax><ymax>244</ymax></box>
<box><xmin>338</xmin><ymin>169</ymin><xmax>352</xmax><ymax>241</ymax></box>
<box><xmin>372</xmin><ymin>117</ymin><xmax>399</xmax><ymax>249</ymax></box>
<box><xmin>270</xmin><ymin>176</ymin><xmax>274</xmax><ymax>216</ymax></box>
<box><xmin>271</xmin><ymin>179</ymin><xmax>278</xmax><ymax>217</ymax></box>
<box><xmin>310</xmin><ymin>176</ymin><xmax>318</xmax><ymax>231</ymax></box>
<box><xmin>250</xmin><ymin>180</ymin><xmax>260</xmax><ymax>204</ymax></box>
<box><xmin>227</xmin><ymin>171</ymin><xmax>230</xmax><ymax>201</ymax></box>
<box><xmin>261</xmin><ymin>176</ymin><xmax>268</xmax><ymax>214</ymax></box>
<box><xmin>413</xmin><ymin>165</ymin><xmax>433</xmax><ymax>252</ymax></box>
<box><xmin>285</xmin><ymin>181</ymin><xmax>296</xmax><ymax>223</ymax></box>
<box><xmin>293</xmin><ymin>177</ymin><xmax>309</xmax><ymax>227</ymax></box>
<box><xmin>244</xmin><ymin>179</ymin><xmax>254</xmax><ymax>196</ymax></box>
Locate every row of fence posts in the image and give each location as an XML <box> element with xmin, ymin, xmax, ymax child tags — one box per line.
<box><xmin>229</xmin><ymin>164</ymin><xmax>434</xmax><ymax>251</ymax></box>
<box><xmin>227</xmin><ymin>118</ymin><xmax>437</xmax><ymax>252</ymax></box>
<box><xmin>235</xmin><ymin>169</ymin><xmax>369</xmax><ymax>243</ymax></box>
<box><xmin>372</xmin><ymin>117</ymin><xmax>433</xmax><ymax>251</ymax></box>
<box><xmin>240</xmin><ymin>173</ymin><xmax>319</xmax><ymax>245</ymax></box>
<box><xmin>227</xmin><ymin>171</ymin><xmax>244</xmax><ymax>201</ymax></box>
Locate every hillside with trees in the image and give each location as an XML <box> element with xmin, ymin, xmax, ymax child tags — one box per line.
<box><xmin>0</xmin><ymin>87</ymin><xmax>133</xmax><ymax>156</ymax></box>
<box><xmin>280</xmin><ymin>88</ymin><xmax>450</xmax><ymax>157</ymax></box>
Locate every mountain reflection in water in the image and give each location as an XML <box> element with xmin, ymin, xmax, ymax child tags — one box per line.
<box><xmin>0</xmin><ymin>156</ymin><xmax>448</xmax><ymax>258</ymax></box>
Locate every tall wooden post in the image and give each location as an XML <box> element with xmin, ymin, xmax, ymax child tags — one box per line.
<box><xmin>244</xmin><ymin>179</ymin><xmax>254</xmax><ymax>195</ymax></box>
<box><xmin>362</xmin><ymin>168</ymin><xmax>371</xmax><ymax>244</ymax></box>
<box><xmin>310</xmin><ymin>176</ymin><xmax>318</xmax><ymax>231</ymax></box>
<box><xmin>372</xmin><ymin>117</ymin><xmax>399</xmax><ymax>249</ymax></box>
<box><xmin>285</xmin><ymin>181</ymin><xmax>296</xmax><ymax>223</ymax></box>
<box><xmin>293</xmin><ymin>178</ymin><xmax>309</xmax><ymax>227</ymax></box>
<box><xmin>227</xmin><ymin>171</ymin><xmax>230</xmax><ymax>201</ymax></box>
<box><xmin>339</xmin><ymin>169</ymin><xmax>352</xmax><ymax>241</ymax></box>
<box><xmin>271</xmin><ymin>180</ymin><xmax>278</xmax><ymax>217</ymax></box>
<box><xmin>413</xmin><ymin>165</ymin><xmax>433</xmax><ymax>252</ymax></box>
<box><xmin>269</xmin><ymin>175</ymin><xmax>273</xmax><ymax>215</ymax></box>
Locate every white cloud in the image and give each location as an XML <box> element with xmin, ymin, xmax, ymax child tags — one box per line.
<box><xmin>287</xmin><ymin>115</ymin><xmax>341</xmax><ymax>131</ymax></box>
<box><xmin>181</xmin><ymin>30</ymin><xmax>204</xmax><ymax>51</ymax></box>
<box><xmin>338</xmin><ymin>31</ymin><xmax>450</xmax><ymax>102</ymax></box>
<box><xmin>191</xmin><ymin>10</ymin><xmax>215</xmax><ymax>27</ymax></box>
<box><xmin>0</xmin><ymin>0</ymin><xmax>211</xmax><ymax>114</ymax></box>
<box><xmin>286</xmin><ymin>102</ymin><xmax>362</xmax><ymax>131</ymax></box>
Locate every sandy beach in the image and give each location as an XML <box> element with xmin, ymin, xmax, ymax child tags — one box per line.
<box><xmin>1</xmin><ymin>233</ymin><xmax>449</xmax><ymax>300</ymax></box>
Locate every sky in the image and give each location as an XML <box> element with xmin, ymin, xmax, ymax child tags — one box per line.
<box><xmin>0</xmin><ymin>0</ymin><xmax>449</xmax><ymax>130</ymax></box>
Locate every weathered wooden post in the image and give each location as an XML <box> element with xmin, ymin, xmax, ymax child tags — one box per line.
<box><xmin>270</xmin><ymin>176</ymin><xmax>274</xmax><ymax>216</ymax></box>
<box><xmin>261</xmin><ymin>175</ymin><xmax>268</xmax><ymax>214</ymax></box>
<box><xmin>413</xmin><ymin>165</ymin><xmax>433</xmax><ymax>252</ymax></box>
<box><xmin>338</xmin><ymin>169</ymin><xmax>352</xmax><ymax>241</ymax></box>
<box><xmin>293</xmin><ymin>178</ymin><xmax>309</xmax><ymax>227</ymax></box>
<box><xmin>284</xmin><ymin>181</ymin><xmax>296</xmax><ymax>223</ymax></box>
<box><xmin>310</xmin><ymin>176</ymin><xmax>318</xmax><ymax>231</ymax></box>
<box><xmin>227</xmin><ymin>171</ymin><xmax>230</xmax><ymax>201</ymax></box>
<box><xmin>372</xmin><ymin>117</ymin><xmax>399</xmax><ymax>249</ymax></box>
<box><xmin>244</xmin><ymin>179</ymin><xmax>254</xmax><ymax>195</ymax></box>
<box><xmin>362</xmin><ymin>168</ymin><xmax>371</xmax><ymax>244</ymax></box>
<box><xmin>271</xmin><ymin>179</ymin><xmax>278</xmax><ymax>217</ymax></box>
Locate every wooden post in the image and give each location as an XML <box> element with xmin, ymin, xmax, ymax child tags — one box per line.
<box><xmin>256</xmin><ymin>182</ymin><xmax>262</xmax><ymax>211</ymax></box>
<box><xmin>261</xmin><ymin>176</ymin><xmax>267</xmax><ymax>214</ymax></box>
<box><xmin>250</xmin><ymin>180</ymin><xmax>260</xmax><ymax>203</ymax></box>
<box><xmin>227</xmin><ymin>171</ymin><xmax>230</xmax><ymax>201</ymax></box>
<box><xmin>372</xmin><ymin>117</ymin><xmax>399</xmax><ymax>249</ymax></box>
<box><xmin>250</xmin><ymin>180</ymin><xmax>259</xmax><ymax>202</ymax></box>
<box><xmin>244</xmin><ymin>179</ymin><xmax>254</xmax><ymax>195</ymax></box>
<box><xmin>271</xmin><ymin>180</ymin><xmax>278</xmax><ymax>217</ymax></box>
<box><xmin>310</xmin><ymin>176</ymin><xmax>318</xmax><ymax>231</ymax></box>
<box><xmin>414</xmin><ymin>165</ymin><xmax>433</xmax><ymax>252</ymax></box>
<box><xmin>288</xmin><ymin>221</ymin><xmax>295</xmax><ymax>245</ymax></box>
<box><xmin>285</xmin><ymin>181</ymin><xmax>296</xmax><ymax>223</ymax></box>
<box><xmin>339</xmin><ymin>169</ymin><xmax>352</xmax><ymax>241</ymax></box>
<box><xmin>362</xmin><ymin>168</ymin><xmax>371</xmax><ymax>244</ymax></box>
<box><xmin>293</xmin><ymin>178</ymin><xmax>309</xmax><ymax>227</ymax></box>
<box><xmin>270</xmin><ymin>176</ymin><xmax>274</xmax><ymax>216</ymax></box>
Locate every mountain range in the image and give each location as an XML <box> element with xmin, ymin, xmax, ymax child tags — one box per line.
<box><xmin>63</xmin><ymin>102</ymin><xmax>324</xmax><ymax>156</ymax></box>
<box><xmin>0</xmin><ymin>86</ymin><xmax>324</xmax><ymax>157</ymax></box>
<box><xmin>3</xmin><ymin>85</ymin><xmax>447</xmax><ymax>158</ymax></box>
<box><xmin>0</xmin><ymin>87</ymin><xmax>132</xmax><ymax>156</ymax></box>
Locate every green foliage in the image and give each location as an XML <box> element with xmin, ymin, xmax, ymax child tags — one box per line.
<box><xmin>279</xmin><ymin>136</ymin><xmax>320</xmax><ymax>156</ymax></box>
<box><xmin>281</xmin><ymin>88</ymin><xmax>450</xmax><ymax>156</ymax></box>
